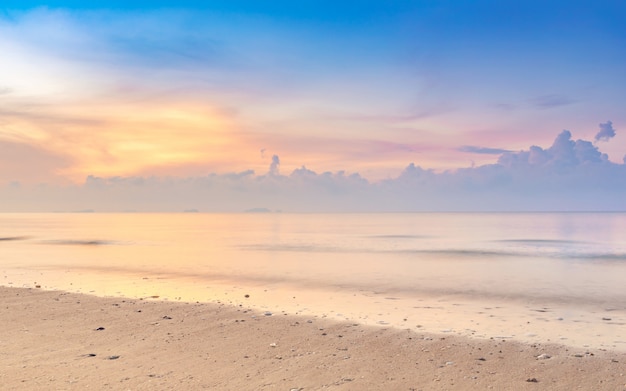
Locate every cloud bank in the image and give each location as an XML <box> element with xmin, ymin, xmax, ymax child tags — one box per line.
<box><xmin>2</xmin><ymin>126</ymin><xmax>624</xmax><ymax>212</ymax></box>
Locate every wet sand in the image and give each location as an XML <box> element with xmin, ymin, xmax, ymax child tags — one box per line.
<box><xmin>1</xmin><ymin>286</ymin><xmax>625</xmax><ymax>390</ymax></box>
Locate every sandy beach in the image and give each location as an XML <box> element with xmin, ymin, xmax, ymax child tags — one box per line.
<box><xmin>1</xmin><ymin>286</ymin><xmax>625</xmax><ymax>390</ymax></box>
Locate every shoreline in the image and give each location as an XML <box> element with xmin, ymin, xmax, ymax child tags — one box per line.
<box><xmin>2</xmin><ymin>286</ymin><xmax>626</xmax><ymax>390</ymax></box>
<box><xmin>5</xmin><ymin>269</ymin><xmax>626</xmax><ymax>353</ymax></box>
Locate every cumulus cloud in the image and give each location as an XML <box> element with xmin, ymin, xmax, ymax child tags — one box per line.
<box><xmin>269</xmin><ymin>155</ymin><xmax>280</xmax><ymax>175</ymax></box>
<box><xmin>1</xmin><ymin>126</ymin><xmax>625</xmax><ymax>212</ymax></box>
<box><xmin>595</xmin><ymin>121</ymin><xmax>616</xmax><ymax>142</ymax></box>
<box><xmin>497</xmin><ymin>130</ymin><xmax>608</xmax><ymax>170</ymax></box>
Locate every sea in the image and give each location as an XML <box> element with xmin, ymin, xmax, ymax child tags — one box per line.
<box><xmin>2</xmin><ymin>212</ymin><xmax>626</xmax><ymax>349</ymax></box>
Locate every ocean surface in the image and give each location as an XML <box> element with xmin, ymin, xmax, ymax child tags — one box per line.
<box><xmin>2</xmin><ymin>212</ymin><xmax>626</xmax><ymax>349</ymax></box>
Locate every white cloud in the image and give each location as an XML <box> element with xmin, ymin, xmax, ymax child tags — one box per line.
<box><xmin>497</xmin><ymin>130</ymin><xmax>609</xmax><ymax>171</ymax></box>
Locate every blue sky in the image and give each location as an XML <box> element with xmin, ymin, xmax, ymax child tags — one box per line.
<box><xmin>1</xmin><ymin>1</ymin><xmax>625</xmax><ymax>211</ymax></box>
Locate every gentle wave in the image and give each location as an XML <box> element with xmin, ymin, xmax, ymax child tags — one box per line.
<box><xmin>239</xmin><ymin>244</ymin><xmax>626</xmax><ymax>261</ymax></box>
<box><xmin>403</xmin><ymin>249</ymin><xmax>626</xmax><ymax>261</ymax></box>
<box><xmin>0</xmin><ymin>236</ymin><xmax>30</xmax><ymax>241</ymax></box>
<box><xmin>495</xmin><ymin>239</ymin><xmax>588</xmax><ymax>245</ymax></box>
<box><xmin>402</xmin><ymin>249</ymin><xmax>520</xmax><ymax>257</ymax></box>
<box><xmin>566</xmin><ymin>253</ymin><xmax>626</xmax><ymax>261</ymax></box>
<box><xmin>40</xmin><ymin>239</ymin><xmax>121</xmax><ymax>246</ymax></box>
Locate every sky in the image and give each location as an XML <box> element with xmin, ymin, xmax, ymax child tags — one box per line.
<box><xmin>1</xmin><ymin>1</ymin><xmax>625</xmax><ymax>211</ymax></box>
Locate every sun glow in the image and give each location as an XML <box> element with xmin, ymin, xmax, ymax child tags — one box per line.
<box><xmin>67</xmin><ymin>103</ymin><xmax>235</xmax><ymax>180</ymax></box>
<box><xmin>0</xmin><ymin>97</ymin><xmax>238</xmax><ymax>182</ymax></box>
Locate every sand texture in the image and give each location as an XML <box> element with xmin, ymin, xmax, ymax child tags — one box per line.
<box><xmin>1</xmin><ymin>287</ymin><xmax>625</xmax><ymax>390</ymax></box>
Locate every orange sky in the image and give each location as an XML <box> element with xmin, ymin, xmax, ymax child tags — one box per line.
<box><xmin>1</xmin><ymin>5</ymin><xmax>625</xmax><ymax>187</ymax></box>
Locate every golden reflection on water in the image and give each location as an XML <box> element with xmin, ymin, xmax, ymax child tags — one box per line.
<box><xmin>2</xmin><ymin>212</ymin><xmax>626</xmax><ymax>350</ymax></box>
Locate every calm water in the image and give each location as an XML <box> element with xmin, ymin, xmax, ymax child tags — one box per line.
<box><xmin>2</xmin><ymin>212</ymin><xmax>626</xmax><ymax>348</ymax></box>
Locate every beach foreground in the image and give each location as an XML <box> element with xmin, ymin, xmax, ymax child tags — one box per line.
<box><xmin>1</xmin><ymin>287</ymin><xmax>625</xmax><ymax>390</ymax></box>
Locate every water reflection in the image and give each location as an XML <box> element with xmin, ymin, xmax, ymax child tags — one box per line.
<box><xmin>1</xmin><ymin>213</ymin><xmax>626</xmax><ymax>300</ymax></box>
